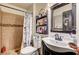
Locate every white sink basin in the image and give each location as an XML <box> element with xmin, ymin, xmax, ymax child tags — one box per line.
<box><xmin>42</xmin><ymin>37</ymin><xmax>75</xmax><ymax>52</ymax></box>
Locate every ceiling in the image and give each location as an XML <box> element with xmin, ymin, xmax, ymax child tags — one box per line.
<box><xmin>9</xmin><ymin>3</ymin><xmax>47</xmax><ymax>12</ymax></box>
<box><xmin>10</xmin><ymin>3</ymin><xmax>33</xmax><ymax>11</ymax></box>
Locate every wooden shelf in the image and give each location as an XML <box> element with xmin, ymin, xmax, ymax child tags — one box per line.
<box><xmin>36</xmin><ymin>32</ymin><xmax>48</xmax><ymax>34</ymax></box>
<box><xmin>36</xmin><ymin>15</ymin><xmax>47</xmax><ymax>20</ymax></box>
<box><xmin>36</xmin><ymin>24</ymin><xmax>47</xmax><ymax>27</ymax></box>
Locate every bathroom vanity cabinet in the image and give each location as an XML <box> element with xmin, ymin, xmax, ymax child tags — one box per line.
<box><xmin>42</xmin><ymin>41</ymin><xmax>76</xmax><ymax>55</ymax></box>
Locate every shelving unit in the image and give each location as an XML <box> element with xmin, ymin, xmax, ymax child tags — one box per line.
<box><xmin>36</xmin><ymin>15</ymin><xmax>47</xmax><ymax>20</ymax></box>
<box><xmin>36</xmin><ymin>15</ymin><xmax>48</xmax><ymax>34</ymax></box>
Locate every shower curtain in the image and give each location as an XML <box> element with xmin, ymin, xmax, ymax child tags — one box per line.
<box><xmin>22</xmin><ymin>13</ymin><xmax>32</xmax><ymax>48</ymax></box>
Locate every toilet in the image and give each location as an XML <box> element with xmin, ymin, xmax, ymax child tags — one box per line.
<box><xmin>20</xmin><ymin>46</ymin><xmax>37</xmax><ymax>55</ymax></box>
<box><xmin>20</xmin><ymin>34</ymin><xmax>42</xmax><ymax>55</ymax></box>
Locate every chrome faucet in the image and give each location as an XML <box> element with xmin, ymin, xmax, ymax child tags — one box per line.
<box><xmin>55</xmin><ymin>34</ymin><xmax>62</xmax><ymax>41</ymax></box>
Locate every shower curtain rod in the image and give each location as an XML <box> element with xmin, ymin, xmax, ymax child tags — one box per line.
<box><xmin>0</xmin><ymin>4</ymin><xmax>27</xmax><ymax>13</ymax></box>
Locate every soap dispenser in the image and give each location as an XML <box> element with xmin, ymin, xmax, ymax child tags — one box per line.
<box><xmin>70</xmin><ymin>33</ymin><xmax>77</xmax><ymax>44</ymax></box>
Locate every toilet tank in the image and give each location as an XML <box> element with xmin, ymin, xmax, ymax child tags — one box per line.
<box><xmin>33</xmin><ymin>34</ymin><xmax>42</xmax><ymax>48</ymax></box>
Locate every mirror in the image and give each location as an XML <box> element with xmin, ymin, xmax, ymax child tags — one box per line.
<box><xmin>51</xmin><ymin>3</ymin><xmax>76</xmax><ymax>34</ymax></box>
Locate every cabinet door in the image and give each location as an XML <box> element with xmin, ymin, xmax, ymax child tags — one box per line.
<box><xmin>2</xmin><ymin>12</ymin><xmax>24</xmax><ymax>50</ymax></box>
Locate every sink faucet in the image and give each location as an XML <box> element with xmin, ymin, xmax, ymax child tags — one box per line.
<box><xmin>55</xmin><ymin>34</ymin><xmax>62</xmax><ymax>41</ymax></box>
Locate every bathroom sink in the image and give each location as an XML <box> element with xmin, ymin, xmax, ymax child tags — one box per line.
<box><xmin>42</xmin><ymin>37</ymin><xmax>75</xmax><ymax>52</ymax></box>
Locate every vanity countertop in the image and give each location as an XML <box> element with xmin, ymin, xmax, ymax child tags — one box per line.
<box><xmin>42</xmin><ymin>37</ymin><xmax>74</xmax><ymax>52</ymax></box>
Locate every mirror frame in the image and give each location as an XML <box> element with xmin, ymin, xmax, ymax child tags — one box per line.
<box><xmin>51</xmin><ymin>3</ymin><xmax>76</xmax><ymax>34</ymax></box>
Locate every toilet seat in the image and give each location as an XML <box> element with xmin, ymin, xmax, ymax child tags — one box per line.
<box><xmin>21</xmin><ymin>46</ymin><xmax>37</xmax><ymax>55</ymax></box>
